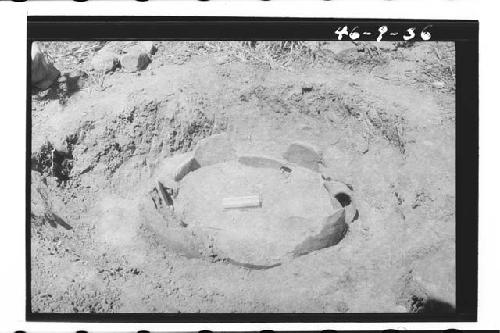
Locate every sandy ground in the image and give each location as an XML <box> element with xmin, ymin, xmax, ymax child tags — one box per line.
<box><xmin>30</xmin><ymin>41</ymin><xmax>456</xmax><ymax>313</ymax></box>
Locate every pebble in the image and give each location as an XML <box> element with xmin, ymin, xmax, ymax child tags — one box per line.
<box><xmin>120</xmin><ymin>47</ymin><xmax>150</xmax><ymax>72</ymax></box>
<box><xmin>432</xmin><ymin>81</ymin><xmax>446</xmax><ymax>89</ymax></box>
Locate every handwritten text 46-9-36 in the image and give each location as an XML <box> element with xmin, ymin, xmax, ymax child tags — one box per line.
<box><xmin>334</xmin><ymin>25</ymin><xmax>432</xmax><ymax>42</ymax></box>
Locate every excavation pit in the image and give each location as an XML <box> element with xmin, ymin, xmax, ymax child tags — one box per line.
<box><xmin>150</xmin><ymin>135</ymin><xmax>357</xmax><ymax>268</ymax></box>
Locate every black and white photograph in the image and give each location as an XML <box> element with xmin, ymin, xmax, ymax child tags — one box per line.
<box><xmin>29</xmin><ymin>37</ymin><xmax>461</xmax><ymax>316</ymax></box>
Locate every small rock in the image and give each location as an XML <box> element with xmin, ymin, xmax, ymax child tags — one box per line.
<box><xmin>90</xmin><ymin>51</ymin><xmax>118</xmax><ymax>72</ymax></box>
<box><xmin>283</xmin><ymin>141</ymin><xmax>322</xmax><ymax>172</ymax></box>
<box><xmin>432</xmin><ymin>81</ymin><xmax>446</xmax><ymax>89</ymax></box>
<box><xmin>120</xmin><ymin>47</ymin><xmax>150</xmax><ymax>72</ymax></box>
<box><xmin>115</xmin><ymin>133</ymin><xmax>130</xmax><ymax>148</ymax></box>
<box><xmin>194</xmin><ymin>133</ymin><xmax>236</xmax><ymax>167</ymax></box>
<box><xmin>301</xmin><ymin>86</ymin><xmax>313</xmax><ymax>94</ymax></box>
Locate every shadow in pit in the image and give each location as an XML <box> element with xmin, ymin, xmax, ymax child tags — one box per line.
<box><xmin>32</xmin><ymin>71</ymin><xmax>86</xmax><ymax>103</ymax></box>
<box><xmin>32</xmin><ymin>83</ymin><xmax>58</xmax><ymax>100</ymax></box>
<box><xmin>420</xmin><ymin>297</ymin><xmax>455</xmax><ymax>313</ymax></box>
<box><xmin>226</xmin><ymin>258</ymin><xmax>281</xmax><ymax>270</ymax></box>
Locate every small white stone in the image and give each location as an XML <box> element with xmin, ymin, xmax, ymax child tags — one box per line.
<box><xmin>432</xmin><ymin>81</ymin><xmax>446</xmax><ymax>89</ymax></box>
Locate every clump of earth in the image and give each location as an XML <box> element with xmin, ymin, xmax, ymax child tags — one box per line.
<box><xmin>31</xmin><ymin>41</ymin><xmax>456</xmax><ymax>313</ymax></box>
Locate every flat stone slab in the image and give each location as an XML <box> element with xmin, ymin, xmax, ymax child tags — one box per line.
<box><xmin>194</xmin><ymin>133</ymin><xmax>236</xmax><ymax>167</ymax></box>
<box><xmin>237</xmin><ymin>155</ymin><xmax>288</xmax><ymax>170</ymax></box>
<box><xmin>175</xmin><ymin>160</ymin><xmax>340</xmax><ymax>267</ymax></box>
<box><xmin>283</xmin><ymin>141</ymin><xmax>323</xmax><ymax>172</ymax></box>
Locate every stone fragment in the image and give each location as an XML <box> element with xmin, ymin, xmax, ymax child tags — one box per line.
<box><xmin>323</xmin><ymin>180</ymin><xmax>357</xmax><ymax>223</ymax></box>
<box><xmin>173</xmin><ymin>157</ymin><xmax>200</xmax><ymax>182</ymax></box>
<box><xmin>283</xmin><ymin>141</ymin><xmax>322</xmax><ymax>172</ymax></box>
<box><xmin>31</xmin><ymin>171</ymin><xmax>50</xmax><ymax>218</ymax></box>
<box><xmin>31</xmin><ymin>42</ymin><xmax>48</xmax><ymax>83</ymax></box>
<box><xmin>301</xmin><ymin>86</ymin><xmax>313</xmax><ymax>94</ymax></box>
<box><xmin>156</xmin><ymin>152</ymin><xmax>199</xmax><ymax>194</ymax></box>
<box><xmin>120</xmin><ymin>47</ymin><xmax>150</xmax><ymax>72</ymax></box>
<box><xmin>31</xmin><ymin>42</ymin><xmax>60</xmax><ymax>91</ymax></box>
<box><xmin>292</xmin><ymin>208</ymin><xmax>347</xmax><ymax>257</ymax></box>
<box><xmin>157</xmin><ymin>181</ymin><xmax>174</xmax><ymax>207</ymax></box>
<box><xmin>193</xmin><ymin>133</ymin><xmax>236</xmax><ymax>167</ymax></box>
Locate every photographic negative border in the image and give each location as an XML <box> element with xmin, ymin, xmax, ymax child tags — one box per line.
<box><xmin>26</xmin><ymin>16</ymin><xmax>478</xmax><ymax>322</ymax></box>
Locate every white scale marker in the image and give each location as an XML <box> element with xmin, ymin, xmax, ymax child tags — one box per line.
<box><xmin>222</xmin><ymin>195</ymin><xmax>262</xmax><ymax>209</ymax></box>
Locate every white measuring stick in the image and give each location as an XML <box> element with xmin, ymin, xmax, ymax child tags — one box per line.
<box><xmin>222</xmin><ymin>195</ymin><xmax>262</xmax><ymax>209</ymax></box>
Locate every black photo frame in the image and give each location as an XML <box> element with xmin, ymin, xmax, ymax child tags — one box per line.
<box><xmin>27</xmin><ymin>16</ymin><xmax>478</xmax><ymax>323</ymax></box>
